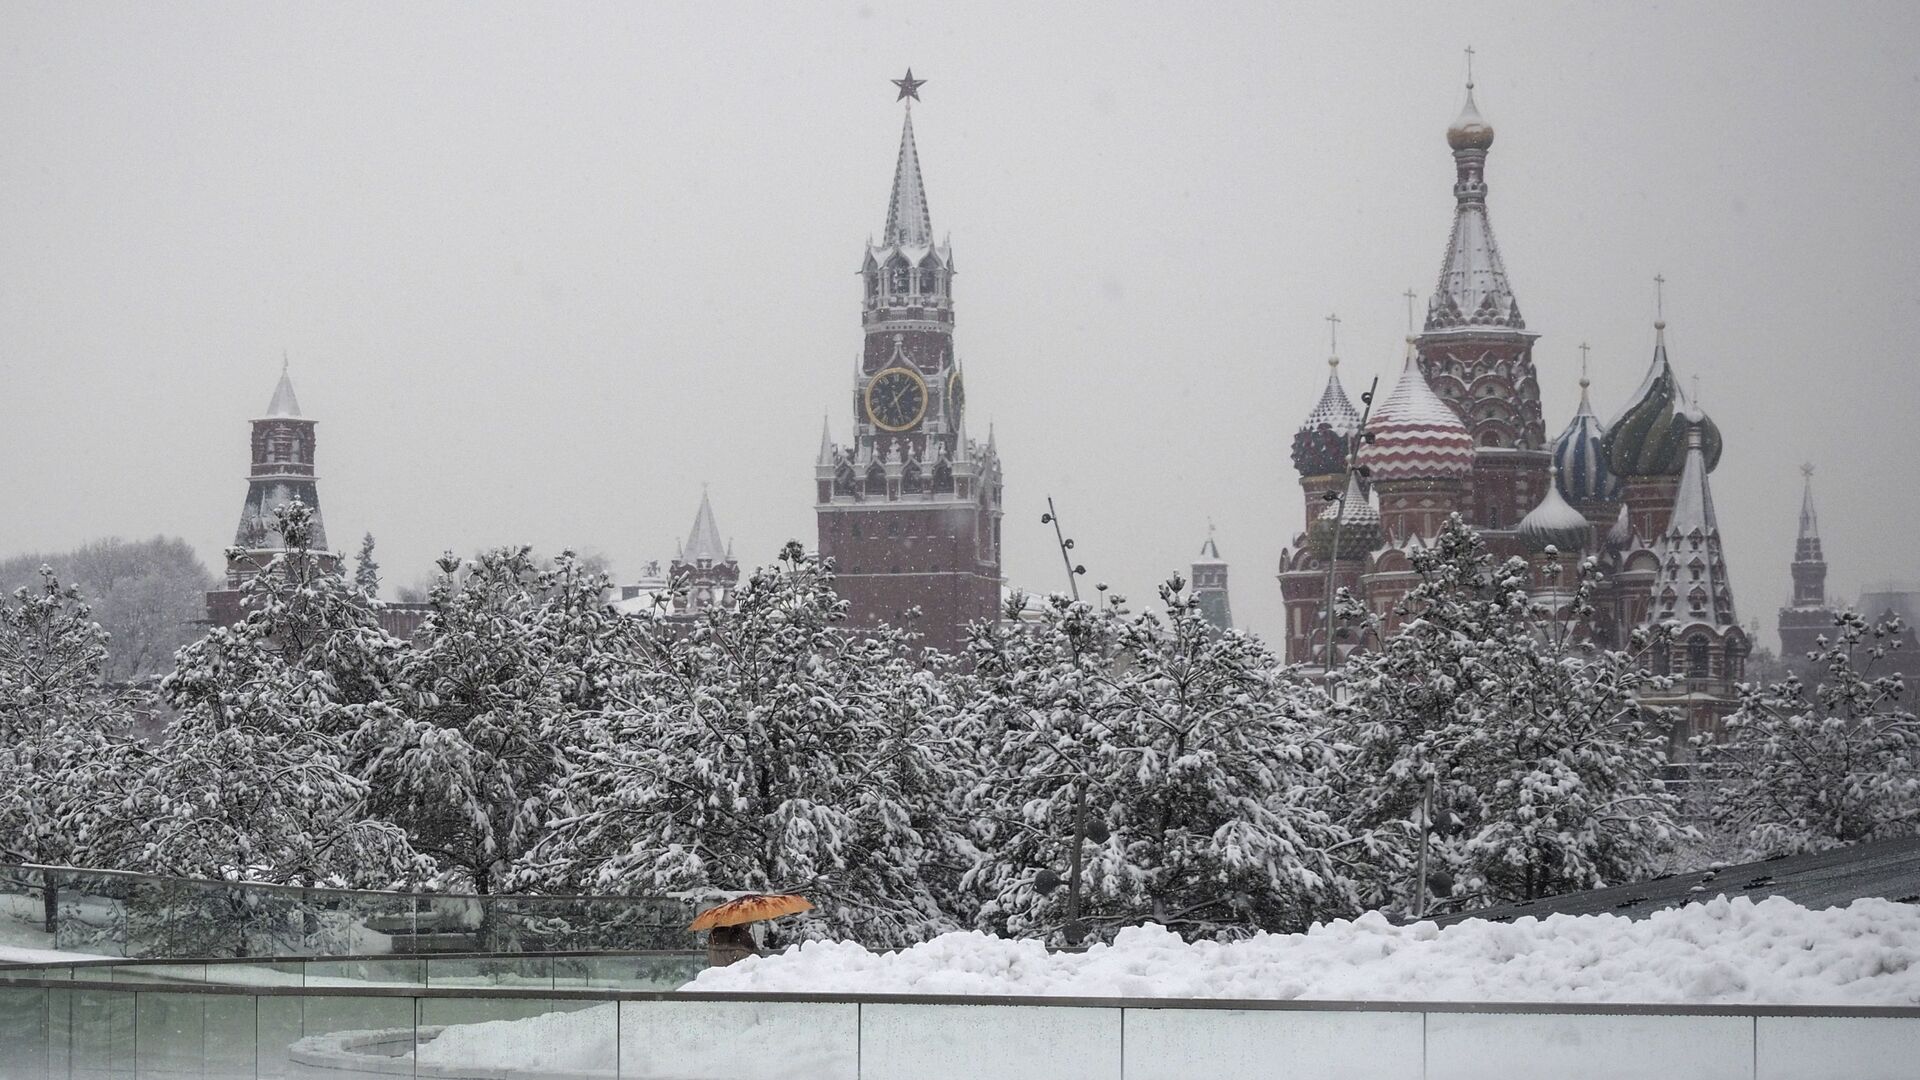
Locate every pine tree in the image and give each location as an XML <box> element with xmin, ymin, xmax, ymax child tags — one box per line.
<box><xmin>0</xmin><ymin>568</ymin><xmax>149</xmax><ymax>933</ymax></box>
<box><xmin>360</xmin><ymin>547</ymin><xmax>619</xmax><ymax>899</ymax></box>
<box><xmin>353</xmin><ymin>532</ymin><xmax>381</xmax><ymax>598</ymax></box>
<box><xmin>960</xmin><ymin>580</ymin><xmax>1365</xmax><ymax>943</ymax></box>
<box><xmin>526</xmin><ymin>542</ymin><xmax>967</xmax><ymax>946</ymax></box>
<box><xmin>1703</xmin><ymin>612</ymin><xmax>1919</xmax><ymax>856</ymax></box>
<box><xmin>1331</xmin><ymin>517</ymin><xmax>1689</xmax><ymax>913</ymax></box>
<box><xmin>148</xmin><ymin>502</ymin><xmax>415</xmax><ymax>891</ymax></box>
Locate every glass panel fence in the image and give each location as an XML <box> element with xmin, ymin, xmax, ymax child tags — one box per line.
<box><xmin>4</xmin><ymin>981</ymin><xmax>1918</xmax><ymax>1079</ymax></box>
<box><xmin>0</xmin><ymin>864</ymin><xmax>696</xmax><ymax>962</ymax></box>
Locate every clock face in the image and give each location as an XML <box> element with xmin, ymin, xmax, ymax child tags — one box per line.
<box><xmin>865</xmin><ymin>367</ymin><xmax>928</xmax><ymax>432</ymax></box>
<box><xmin>947</xmin><ymin>370</ymin><xmax>966</xmax><ymax>424</ymax></box>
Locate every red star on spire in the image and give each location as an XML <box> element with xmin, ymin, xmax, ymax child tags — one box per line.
<box><xmin>892</xmin><ymin>68</ymin><xmax>925</xmax><ymax>102</ymax></box>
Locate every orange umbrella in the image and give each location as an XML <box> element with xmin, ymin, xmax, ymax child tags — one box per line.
<box><xmin>688</xmin><ymin>893</ymin><xmax>813</xmax><ymax>932</ymax></box>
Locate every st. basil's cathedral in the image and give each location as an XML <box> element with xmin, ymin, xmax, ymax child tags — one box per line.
<box><xmin>1277</xmin><ymin>77</ymin><xmax>1749</xmax><ymax>741</ymax></box>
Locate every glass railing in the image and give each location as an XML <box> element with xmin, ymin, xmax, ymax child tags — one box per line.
<box><xmin>0</xmin><ymin>864</ymin><xmax>696</xmax><ymax>960</ymax></box>
<box><xmin>0</xmin><ymin>950</ymin><xmax>708</xmax><ymax>992</ymax></box>
<box><xmin>0</xmin><ymin>971</ymin><xmax>1914</xmax><ymax>1080</ymax></box>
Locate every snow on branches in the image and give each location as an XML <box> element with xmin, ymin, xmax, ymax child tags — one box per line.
<box><xmin>1328</xmin><ymin>517</ymin><xmax>1691</xmax><ymax>914</ymax></box>
<box><xmin>1702</xmin><ymin>611</ymin><xmax>1918</xmax><ymax>857</ymax></box>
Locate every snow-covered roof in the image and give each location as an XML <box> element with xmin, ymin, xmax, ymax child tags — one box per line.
<box><xmin>1426</xmin><ymin>84</ymin><xmax>1523</xmax><ymax>333</ymax></box>
<box><xmin>1354</xmin><ymin>345</ymin><xmax>1475</xmax><ymax>483</ymax></box>
<box><xmin>1516</xmin><ymin>467</ymin><xmax>1593</xmax><ymax>553</ymax></box>
<box><xmin>1299</xmin><ymin>356</ymin><xmax>1361</xmax><ymax>435</ymax></box>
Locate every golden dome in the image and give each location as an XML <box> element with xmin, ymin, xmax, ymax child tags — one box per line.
<box><xmin>1447</xmin><ymin>84</ymin><xmax>1495</xmax><ymax>151</ymax></box>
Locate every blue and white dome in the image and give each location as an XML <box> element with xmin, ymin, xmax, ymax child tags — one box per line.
<box><xmin>1552</xmin><ymin>375</ymin><xmax>1620</xmax><ymax>506</ymax></box>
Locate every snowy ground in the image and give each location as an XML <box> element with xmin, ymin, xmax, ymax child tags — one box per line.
<box><xmin>0</xmin><ymin>944</ymin><xmax>112</xmax><ymax>964</ymax></box>
<box><xmin>691</xmin><ymin>896</ymin><xmax>1920</xmax><ymax>1006</ymax></box>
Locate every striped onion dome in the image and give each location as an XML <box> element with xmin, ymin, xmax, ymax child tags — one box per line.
<box><xmin>1602</xmin><ymin>322</ymin><xmax>1722</xmax><ymax>478</ymax></box>
<box><xmin>1291</xmin><ymin>356</ymin><xmax>1363</xmax><ymax>477</ymax></box>
<box><xmin>1308</xmin><ymin>472</ymin><xmax>1383</xmax><ymax>561</ymax></box>
<box><xmin>1517</xmin><ymin>466</ymin><xmax>1594</xmax><ymax>554</ymax></box>
<box><xmin>1354</xmin><ymin>342</ymin><xmax>1475</xmax><ymax>484</ymax></box>
<box><xmin>1552</xmin><ymin>375</ymin><xmax>1620</xmax><ymax>505</ymax></box>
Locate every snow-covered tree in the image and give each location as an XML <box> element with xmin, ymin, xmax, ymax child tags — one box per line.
<box><xmin>527</xmin><ymin>542</ymin><xmax>968</xmax><ymax>946</ymax></box>
<box><xmin>353</xmin><ymin>532</ymin><xmax>381</xmax><ymax>598</ymax></box>
<box><xmin>1702</xmin><ymin>611</ymin><xmax>1919</xmax><ymax>857</ymax></box>
<box><xmin>1331</xmin><ymin>518</ymin><xmax>1689</xmax><ymax>913</ymax></box>
<box><xmin>961</xmin><ymin>580</ymin><xmax>1366</xmax><ymax>943</ymax></box>
<box><xmin>361</xmin><ymin>547</ymin><xmax>619</xmax><ymax>897</ymax></box>
<box><xmin>148</xmin><ymin>502</ymin><xmax>414</xmax><ymax>890</ymax></box>
<box><xmin>0</xmin><ymin>568</ymin><xmax>150</xmax><ymax>932</ymax></box>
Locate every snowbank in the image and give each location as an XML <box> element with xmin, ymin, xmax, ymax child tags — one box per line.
<box><xmin>690</xmin><ymin>896</ymin><xmax>1920</xmax><ymax>1005</ymax></box>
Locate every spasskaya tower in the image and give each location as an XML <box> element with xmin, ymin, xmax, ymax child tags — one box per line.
<box><xmin>815</xmin><ymin>71</ymin><xmax>1004</xmax><ymax>652</ymax></box>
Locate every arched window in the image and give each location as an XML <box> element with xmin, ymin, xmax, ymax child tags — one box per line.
<box><xmin>932</xmin><ymin>463</ymin><xmax>954</xmax><ymax>494</ymax></box>
<box><xmin>1687</xmin><ymin>635</ymin><xmax>1711</xmax><ymax>679</ymax></box>
<box><xmin>888</xmin><ymin>260</ymin><xmax>910</xmax><ymax>294</ymax></box>
<box><xmin>901</xmin><ymin>463</ymin><xmax>924</xmax><ymax>495</ymax></box>
<box><xmin>834</xmin><ymin>464</ymin><xmax>857</xmax><ymax>498</ymax></box>
<box><xmin>865</xmin><ymin>463</ymin><xmax>888</xmax><ymax>497</ymax></box>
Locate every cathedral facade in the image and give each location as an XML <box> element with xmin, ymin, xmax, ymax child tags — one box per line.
<box><xmin>814</xmin><ymin>81</ymin><xmax>1004</xmax><ymax>655</ymax></box>
<box><xmin>1277</xmin><ymin>79</ymin><xmax>1749</xmax><ymax>739</ymax></box>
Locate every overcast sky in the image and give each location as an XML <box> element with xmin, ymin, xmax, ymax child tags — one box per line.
<box><xmin>3</xmin><ymin>1</ymin><xmax>1917</xmax><ymax>646</ymax></box>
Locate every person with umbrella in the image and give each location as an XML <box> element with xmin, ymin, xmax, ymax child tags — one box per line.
<box><xmin>689</xmin><ymin>894</ymin><xmax>813</xmax><ymax>967</ymax></box>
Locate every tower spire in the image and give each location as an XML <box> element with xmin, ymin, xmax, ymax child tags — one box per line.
<box><xmin>883</xmin><ymin>78</ymin><xmax>933</xmax><ymax>247</ymax></box>
<box><xmin>1429</xmin><ymin>60</ymin><xmax>1520</xmax><ymax>332</ymax></box>
<box><xmin>1797</xmin><ymin>463</ymin><xmax>1820</xmax><ymax>543</ymax></box>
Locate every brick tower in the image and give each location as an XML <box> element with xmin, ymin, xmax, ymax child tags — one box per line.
<box><xmin>205</xmin><ymin>362</ymin><xmax>338</xmax><ymax>625</ymax></box>
<box><xmin>815</xmin><ymin>73</ymin><xmax>1003</xmax><ymax>653</ymax></box>
<box><xmin>1191</xmin><ymin>526</ymin><xmax>1233</xmax><ymax>632</ymax></box>
<box><xmin>1777</xmin><ymin>464</ymin><xmax>1834</xmax><ymax>667</ymax></box>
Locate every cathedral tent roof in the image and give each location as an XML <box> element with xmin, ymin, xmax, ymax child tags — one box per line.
<box><xmin>1427</xmin><ymin>82</ymin><xmax>1524</xmax><ymax>333</ymax></box>
<box><xmin>1651</xmin><ymin>422</ymin><xmax>1737</xmax><ymax>629</ymax></box>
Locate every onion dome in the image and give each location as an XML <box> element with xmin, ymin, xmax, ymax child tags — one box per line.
<box><xmin>1291</xmin><ymin>356</ymin><xmax>1363</xmax><ymax>476</ymax></box>
<box><xmin>1447</xmin><ymin>82</ymin><xmax>1495</xmax><ymax>151</ymax></box>
<box><xmin>1552</xmin><ymin>372</ymin><xmax>1619</xmax><ymax>505</ymax></box>
<box><xmin>1307</xmin><ymin>472</ymin><xmax>1382</xmax><ymax>561</ymax></box>
<box><xmin>1602</xmin><ymin>322</ymin><xmax>1722</xmax><ymax>478</ymax></box>
<box><xmin>1354</xmin><ymin>342</ymin><xmax>1475</xmax><ymax>484</ymax></box>
<box><xmin>1517</xmin><ymin>467</ymin><xmax>1594</xmax><ymax>554</ymax></box>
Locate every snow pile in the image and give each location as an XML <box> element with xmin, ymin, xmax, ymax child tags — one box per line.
<box><xmin>691</xmin><ymin>896</ymin><xmax>1920</xmax><ymax>1005</ymax></box>
<box><xmin>413</xmin><ymin>1006</ymin><xmax>618</xmax><ymax>1072</ymax></box>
